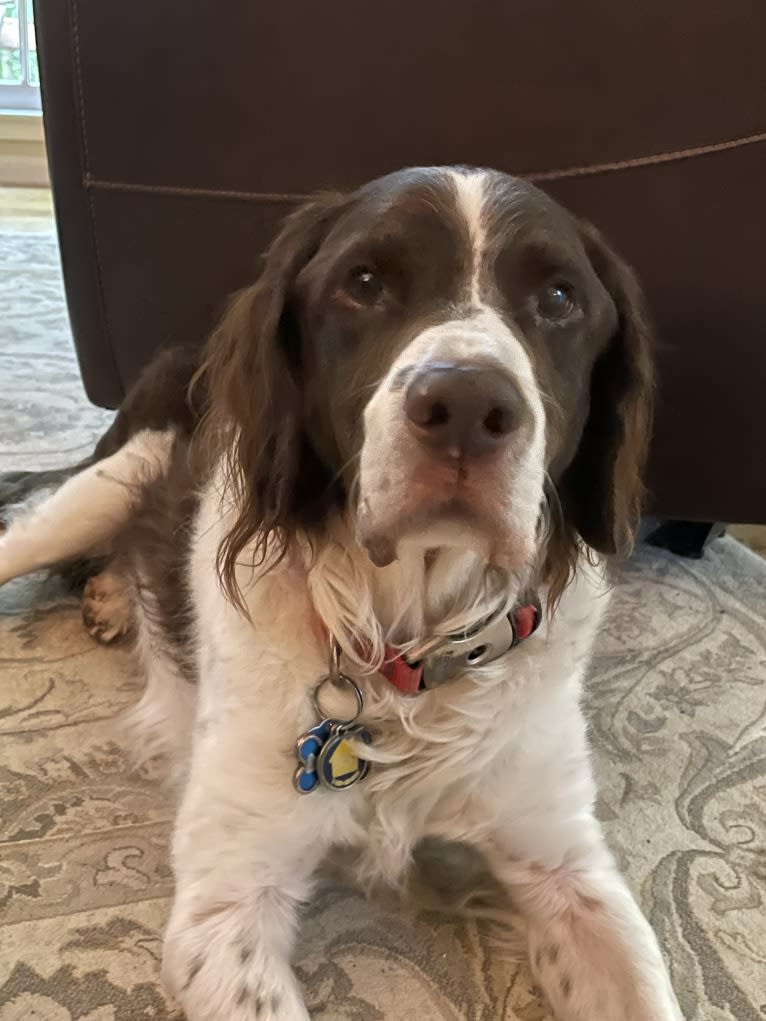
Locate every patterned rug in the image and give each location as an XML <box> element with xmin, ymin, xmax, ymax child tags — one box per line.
<box><xmin>0</xmin><ymin>225</ymin><xmax>111</xmax><ymax>473</ymax></box>
<box><xmin>1</xmin><ymin>225</ymin><xmax>765</xmax><ymax>1020</ymax></box>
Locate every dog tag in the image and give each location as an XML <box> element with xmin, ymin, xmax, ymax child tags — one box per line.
<box><xmin>316</xmin><ymin>724</ymin><xmax>371</xmax><ymax>791</ymax></box>
<box><xmin>294</xmin><ymin>720</ymin><xmax>371</xmax><ymax>794</ymax></box>
<box><xmin>294</xmin><ymin>719</ymin><xmax>334</xmax><ymax>794</ymax></box>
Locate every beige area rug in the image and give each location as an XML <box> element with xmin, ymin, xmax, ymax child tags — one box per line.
<box><xmin>1</xmin><ymin>224</ymin><xmax>766</xmax><ymax>1020</ymax></box>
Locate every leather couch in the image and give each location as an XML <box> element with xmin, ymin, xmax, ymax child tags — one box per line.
<box><xmin>34</xmin><ymin>0</ymin><xmax>766</xmax><ymax>524</ymax></box>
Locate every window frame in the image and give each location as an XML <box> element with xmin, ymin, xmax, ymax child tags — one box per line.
<box><xmin>0</xmin><ymin>0</ymin><xmax>41</xmax><ymax>112</ymax></box>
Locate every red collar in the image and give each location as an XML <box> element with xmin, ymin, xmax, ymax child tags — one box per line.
<box><xmin>379</xmin><ymin>597</ymin><xmax>542</xmax><ymax>695</ymax></box>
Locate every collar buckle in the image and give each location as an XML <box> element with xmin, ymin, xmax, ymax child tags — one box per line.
<box><xmin>421</xmin><ymin>609</ymin><xmax>518</xmax><ymax>688</ymax></box>
<box><xmin>419</xmin><ymin>593</ymin><xmax>542</xmax><ymax>690</ymax></box>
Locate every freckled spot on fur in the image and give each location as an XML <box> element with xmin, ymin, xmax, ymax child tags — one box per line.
<box><xmin>534</xmin><ymin>947</ymin><xmax>543</xmax><ymax>970</ymax></box>
<box><xmin>561</xmin><ymin>974</ymin><xmax>572</xmax><ymax>999</ymax></box>
<box><xmin>254</xmin><ymin>996</ymin><xmax>264</xmax><ymax>1016</ymax></box>
<box><xmin>239</xmin><ymin>944</ymin><xmax>253</xmax><ymax>964</ymax></box>
<box><xmin>270</xmin><ymin>994</ymin><xmax>281</xmax><ymax>1013</ymax></box>
<box><xmin>190</xmin><ymin>900</ymin><xmax>235</xmax><ymax>927</ymax></box>
<box><xmin>182</xmin><ymin>955</ymin><xmax>204</xmax><ymax>990</ymax></box>
<box><xmin>546</xmin><ymin>942</ymin><xmax>559</xmax><ymax>966</ymax></box>
<box><xmin>236</xmin><ymin>986</ymin><xmax>248</xmax><ymax>1006</ymax></box>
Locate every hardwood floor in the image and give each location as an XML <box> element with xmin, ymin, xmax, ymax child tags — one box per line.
<box><xmin>730</xmin><ymin>524</ymin><xmax>766</xmax><ymax>558</ymax></box>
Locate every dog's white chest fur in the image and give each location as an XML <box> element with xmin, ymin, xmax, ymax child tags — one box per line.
<box><xmin>180</xmin><ymin>478</ymin><xmax>611</xmax><ymax>891</ymax></box>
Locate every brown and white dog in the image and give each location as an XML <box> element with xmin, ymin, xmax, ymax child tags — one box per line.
<box><xmin>0</xmin><ymin>167</ymin><xmax>682</xmax><ymax>1020</ymax></box>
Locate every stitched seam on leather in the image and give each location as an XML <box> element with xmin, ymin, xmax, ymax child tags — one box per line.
<box><xmin>69</xmin><ymin>0</ymin><xmax>122</xmax><ymax>395</ymax></box>
<box><xmin>525</xmin><ymin>130</ymin><xmax>766</xmax><ymax>182</ymax></box>
<box><xmin>82</xmin><ymin>130</ymin><xmax>766</xmax><ymax>200</ymax></box>
<box><xmin>84</xmin><ymin>177</ymin><xmax>310</xmax><ymax>202</ymax></box>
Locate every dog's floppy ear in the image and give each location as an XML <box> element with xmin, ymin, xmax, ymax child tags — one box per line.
<box><xmin>198</xmin><ymin>193</ymin><xmax>347</xmax><ymax>608</ymax></box>
<box><xmin>559</xmin><ymin>223</ymin><xmax>655</xmax><ymax>555</ymax></box>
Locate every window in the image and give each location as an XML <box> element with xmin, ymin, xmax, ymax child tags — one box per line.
<box><xmin>0</xmin><ymin>0</ymin><xmax>40</xmax><ymax>111</ymax></box>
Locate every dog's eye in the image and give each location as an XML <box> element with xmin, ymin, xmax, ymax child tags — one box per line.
<box><xmin>537</xmin><ymin>283</ymin><xmax>576</xmax><ymax>321</ymax></box>
<box><xmin>343</xmin><ymin>266</ymin><xmax>384</xmax><ymax>306</ymax></box>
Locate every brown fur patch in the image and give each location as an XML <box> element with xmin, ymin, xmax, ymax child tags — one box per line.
<box><xmin>94</xmin><ymin>345</ymin><xmax>204</xmax><ymax>460</ymax></box>
<box><xmin>81</xmin><ymin>569</ymin><xmax>133</xmax><ymax>644</ymax></box>
<box><xmin>113</xmin><ymin>435</ymin><xmax>201</xmax><ymax>678</ymax></box>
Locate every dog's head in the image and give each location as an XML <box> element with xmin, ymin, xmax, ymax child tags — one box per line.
<box><xmin>202</xmin><ymin>167</ymin><xmax>652</xmax><ymax>610</ymax></box>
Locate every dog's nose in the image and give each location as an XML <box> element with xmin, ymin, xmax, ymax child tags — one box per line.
<box><xmin>404</xmin><ymin>362</ymin><xmax>526</xmax><ymax>457</ymax></box>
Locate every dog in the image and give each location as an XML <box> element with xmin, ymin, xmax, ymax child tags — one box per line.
<box><xmin>0</xmin><ymin>166</ymin><xmax>683</xmax><ymax>1020</ymax></box>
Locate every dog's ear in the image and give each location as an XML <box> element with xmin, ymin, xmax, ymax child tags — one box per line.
<box><xmin>198</xmin><ymin>193</ymin><xmax>347</xmax><ymax>607</ymax></box>
<box><xmin>558</xmin><ymin>223</ymin><xmax>655</xmax><ymax>555</ymax></box>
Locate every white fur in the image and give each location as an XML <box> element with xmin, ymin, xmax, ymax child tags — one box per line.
<box><xmin>122</xmin><ymin>571</ymin><xmax>196</xmax><ymax>784</ymax></box>
<box><xmin>0</xmin><ymin>429</ymin><xmax>173</xmax><ymax>585</ymax></box>
<box><xmin>449</xmin><ymin>167</ymin><xmax>489</xmax><ymax>304</ymax></box>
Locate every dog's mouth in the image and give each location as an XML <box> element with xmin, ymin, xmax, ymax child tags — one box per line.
<box><xmin>358</xmin><ymin>499</ymin><xmax>483</xmax><ymax>568</ymax></box>
<box><xmin>356</xmin><ymin>453</ymin><xmax>534</xmax><ymax>571</ymax></box>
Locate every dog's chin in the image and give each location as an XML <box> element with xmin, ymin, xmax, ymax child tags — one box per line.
<box><xmin>356</xmin><ymin>496</ymin><xmax>534</xmax><ymax>578</ymax></box>
<box><xmin>361</xmin><ymin>518</ymin><xmax>488</xmax><ymax>569</ymax></box>
<box><xmin>357</xmin><ymin>497</ymin><xmax>474</xmax><ymax>567</ymax></box>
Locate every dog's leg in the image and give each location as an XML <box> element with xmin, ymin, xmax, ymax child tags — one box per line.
<box><xmin>0</xmin><ymin>429</ymin><xmax>173</xmax><ymax>586</ymax></box>
<box><xmin>469</xmin><ymin>700</ymin><xmax>683</xmax><ymax>1021</ymax></box>
<box><xmin>0</xmin><ymin>463</ymin><xmax>88</xmax><ymax>527</ymax></box>
<box><xmin>161</xmin><ymin>714</ymin><xmax>350</xmax><ymax>1020</ymax></box>
<box><xmin>480</xmin><ymin>827</ymin><xmax>682</xmax><ymax>1021</ymax></box>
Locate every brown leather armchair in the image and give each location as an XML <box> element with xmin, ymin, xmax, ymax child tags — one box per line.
<box><xmin>34</xmin><ymin>0</ymin><xmax>766</xmax><ymax>525</ymax></box>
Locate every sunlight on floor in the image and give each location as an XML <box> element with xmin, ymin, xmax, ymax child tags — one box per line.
<box><xmin>0</xmin><ymin>184</ymin><xmax>52</xmax><ymax>228</ymax></box>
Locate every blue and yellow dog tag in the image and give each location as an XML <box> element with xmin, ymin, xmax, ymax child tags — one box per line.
<box><xmin>317</xmin><ymin>726</ymin><xmax>371</xmax><ymax>790</ymax></box>
<box><xmin>294</xmin><ymin>720</ymin><xmax>371</xmax><ymax>794</ymax></box>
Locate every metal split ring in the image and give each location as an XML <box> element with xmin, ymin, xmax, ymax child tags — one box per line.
<box><xmin>311</xmin><ymin>673</ymin><xmax>364</xmax><ymax>728</ymax></box>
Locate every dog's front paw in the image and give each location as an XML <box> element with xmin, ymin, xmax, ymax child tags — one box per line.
<box><xmin>82</xmin><ymin>570</ymin><xmax>132</xmax><ymax>643</ymax></box>
<box><xmin>163</xmin><ymin>928</ymin><xmax>311</xmax><ymax>1021</ymax></box>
